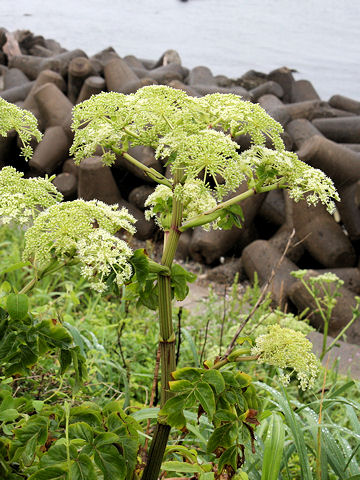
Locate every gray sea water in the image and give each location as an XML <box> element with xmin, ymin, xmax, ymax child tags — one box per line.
<box><xmin>2</xmin><ymin>0</ymin><xmax>359</xmax><ymax>100</ymax></box>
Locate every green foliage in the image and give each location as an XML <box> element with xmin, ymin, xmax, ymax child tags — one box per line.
<box><xmin>0</xmin><ymin>98</ymin><xmax>42</xmax><ymax>159</ymax></box>
<box><xmin>0</xmin><ymin>394</ymin><xmax>140</xmax><ymax>480</ymax></box>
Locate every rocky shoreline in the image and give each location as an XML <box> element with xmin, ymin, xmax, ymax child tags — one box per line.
<box><xmin>1</xmin><ymin>28</ymin><xmax>359</xmax><ymax>343</ymax></box>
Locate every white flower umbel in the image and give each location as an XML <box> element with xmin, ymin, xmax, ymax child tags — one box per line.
<box><xmin>240</xmin><ymin>146</ymin><xmax>339</xmax><ymax>213</ymax></box>
<box><xmin>77</xmin><ymin>229</ymin><xmax>133</xmax><ymax>292</ymax></box>
<box><xmin>70</xmin><ymin>92</ymin><xmax>133</xmax><ymax>166</ymax></box>
<box><xmin>252</xmin><ymin>324</ymin><xmax>320</xmax><ymax>390</ymax></box>
<box><xmin>156</xmin><ymin>129</ymin><xmax>249</xmax><ymax>200</ymax></box>
<box><xmin>0</xmin><ymin>98</ymin><xmax>42</xmax><ymax>159</ymax></box>
<box><xmin>145</xmin><ymin>180</ymin><xmax>218</xmax><ymax>230</ymax></box>
<box><xmin>0</xmin><ymin>166</ymin><xmax>63</xmax><ymax>225</ymax></box>
<box><xmin>23</xmin><ymin>199</ymin><xmax>136</xmax><ymax>291</ymax></box>
<box><xmin>198</xmin><ymin>93</ymin><xmax>285</xmax><ymax>148</ymax></box>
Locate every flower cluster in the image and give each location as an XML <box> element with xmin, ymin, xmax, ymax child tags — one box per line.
<box><xmin>70</xmin><ymin>92</ymin><xmax>133</xmax><ymax>166</ymax></box>
<box><xmin>0</xmin><ymin>98</ymin><xmax>42</xmax><ymax>159</ymax></box>
<box><xmin>156</xmin><ymin>129</ymin><xmax>250</xmax><ymax>200</ymax></box>
<box><xmin>252</xmin><ymin>324</ymin><xmax>320</xmax><ymax>390</ymax></box>
<box><xmin>145</xmin><ymin>180</ymin><xmax>219</xmax><ymax>230</ymax></box>
<box><xmin>0</xmin><ymin>166</ymin><xmax>63</xmax><ymax>225</ymax></box>
<box><xmin>71</xmin><ymin>86</ymin><xmax>340</xmax><ymax>218</ymax></box>
<box><xmin>240</xmin><ymin>146</ymin><xmax>339</xmax><ymax>213</ymax></box>
<box><xmin>197</xmin><ymin>93</ymin><xmax>285</xmax><ymax>148</ymax></box>
<box><xmin>23</xmin><ymin>199</ymin><xmax>136</xmax><ymax>292</ymax></box>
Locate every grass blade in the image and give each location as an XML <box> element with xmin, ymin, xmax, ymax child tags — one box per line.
<box><xmin>261</xmin><ymin>413</ymin><xmax>285</xmax><ymax>480</ymax></box>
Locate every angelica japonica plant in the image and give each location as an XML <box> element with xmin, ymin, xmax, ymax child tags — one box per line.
<box><xmin>69</xmin><ymin>86</ymin><xmax>338</xmax><ymax>479</ymax></box>
<box><xmin>0</xmin><ymin>89</ymin><xmax>339</xmax><ymax>479</ymax></box>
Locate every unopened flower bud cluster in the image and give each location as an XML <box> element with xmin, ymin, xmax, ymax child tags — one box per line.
<box><xmin>252</xmin><ymin>324</ymin><xmax>320</xmax><ymax>390</ymax></box>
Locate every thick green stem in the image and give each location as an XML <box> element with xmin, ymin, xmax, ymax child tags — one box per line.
<box><xmin>179</xmin><ymin>182</ymin><xmax>285</xmax><ymax>232</ymax></box>
<box><xmin>112</xmin><ymin>147</ymin><xmax>172</xmax><ymax>187</ymax></box>
<box><xmin>142</xmin><ymin>172</ymin><xmax>183</xmax><ymax>480</ymax></box>
<box><xmin>19</xmin><ymin>276</ymin><xmax>37</xmax><ymax>295</ymax></box>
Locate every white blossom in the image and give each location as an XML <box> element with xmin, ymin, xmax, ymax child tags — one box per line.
<box><xmin>23</xmin><ymin>199</ymin><xmax>136</xmax><ymax>292</ymax></box>
<box><xmin>0</xmin><ymin>167</ymin><xmax>62</xmax><ymax>225</ymax></box>
<box><xmin>252</xmin><ymin>324</ymin><xmax>320</xmax><ymax>390</ymax></box>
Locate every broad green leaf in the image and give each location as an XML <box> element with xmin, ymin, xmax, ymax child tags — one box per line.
<box><xmin>160</xmin><ymin>394</ymin><xmax>187</xmax><ymax>416</ymax></box>
<box><xmin>117</xmin><ymin>435</ymin><xmax>139</xmax><ymax>478</ymax></box>
<box><xmin>94</xmin><ymin>432</ymin><xmax>119</xmax><ymax>447</ymax></box>
<box><xmin>15</xmin><ymin>415</ymin><xmax>48</xmax><ymax>446</ymax></box>
<box><xmin>0</xmin><ymin>408</ymin><xmax>18</xmax><ymax>422</ymax></box>
<box><xmin>0</xmin><ymin>281</ymin><xmax>11</xmax><ymax>295</ymax></box>
<box><xmin>20</xmin><ymin>343</ymin><xmax>38</xmax><ymax>368</ymax></box>
<box><xmin>261</xmin><ymin>414</ymin><xmax>285</xmax><ymax>480</ymax></box>
<box><xmin>207</xmin><ymin>423</ymin><xmax>237</xmax><ymax>453</ymax></box>
<box><xmin>70</xmin><ymin>404</ymin><xmax>102</xmax><ymax>428</ymax></box>
<box><xmin>170</xmin><ymin>264</ymin><xmax>196</xmax><ymax>301</ymax></box>
<box><xmin>131</xmin><ymin>407</ymin><xmax>159</xmax><ymax>422</ymax></box>
<box><xmin>37</xmin><ymin>319</ymin><xmax>72</xmax><ymax>349</ymax></box>
<box><xmin>70</xmin><ymin>454</ymin><xmax>96</xmax><ymax>480</ymax></box>
<box><xmin>138</xmin><ymin>278</ymin><xmax>158</xmax><ymax>310</ymax></box>
<box><xmin>59</xmin><ymin>349</ymin><xmax>72</xmax><ymax>375</ymax></box>
<box><xmin>32</xmin><ymin>400</ymin><xmax>44</xmax><ymax>413</ymax></box>
<box><xmin>39</xmin><ymin>444</ymin><xmax>76</xmax><ymax>467</ymax></box>
<box><xmin>169</xmin><ymin>379</ymin><xmax>193</xmax><ymax>392</ymax></box>
<box><xmin>203</xmin><ymin>369</ymin><xmax>225</xmax><ymax>394</ymax></box>
<box><xmin>221</xmin><ymin>371</ymin><xmax>238</xmax><ymax>386</ymax></box>
<box><xmin>71</xmin><ymin>347</ymin><xmax>87</xmax><ymax>391</ymax></box>
<box><xmin>194</xmin><ymin>382</ymin><xmax>215</xmax><ymax>420</ymax></box>
<box><xmin>0</xmin><ymin>332</ymin><xmax>17</xmax><ymax>360</ymax></box>
<box><xmin>130</xmin><ymin>249</ymin><xmax>149</xmax><ymax>285</ymax></box>
<box><xmin>172</xmin><ymin>367</ymin><xmax>202</xmax><ymax>382</ymax></box>
<box><xmin>94</xmin><ymin>444</ymin><xmax>126</xmax><ymax>479</ymax></box>
<box><xmin>218</xmin><ymin>445</ymin><xmax>238</xmax><ymax>473</ymax></box>
<box><xmin>6</xmin><ymin>293</ymin><xmax>28</xmax><ymax>320</ymax></box>
<box><xmin>68</xmin><ymin>422</ymin><xmax>94</xmax><ymax>444</ymax></box>
<box><xmin>28</xmin><ymin>466</ymin><xmax>67</xmax><ymax>480</ymax></box>
<box><xmin>228</xmin><ymin>203</ymin><xmax>244</xmax><ymax>221</ymax></box>
<box><xmin>214</xmin><ymin>409</ymin><xmax>237</xmax><ymax>423</ymax></box>
<box><xmin>159</xmin><ymin>394</ymin><xmax>187</xmax><ymax>428</ymax></box>
<box><xmin>161</xmin><ymin>461</ymin><xmax>203</xmax><ymax>473</ymax></box>
<box><xmin>235</xmin><ymin>372</ymin><xmax>252</xmax><ymax>388</ymax></box>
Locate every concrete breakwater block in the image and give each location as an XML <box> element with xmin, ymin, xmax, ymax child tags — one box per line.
<box><xmin>242</xmin><ymin>239</ymin><xmax>298</xmax><ymax>307</ymax></box>
<box><xmin>52</xmin><ymin>172</ymin><xmax>77</xmax><ymax>200</ymax></box>
<box><xmin>329</xmin><ymin>94</ymin><xmax>360</xmax><ymax>115</ymax></box>
<box><xmin>29</xmin><ymin>126</ymin><xmax>71</xmax><ymax>174</ymax></box>
<box><xmin>312</xmin><ymin>116</ymin><xmax>360</xmax><ymax>144</ymax></box>
<box><xmin>0</xmin><ymin>27</ymin><xmax>359</xmax><ymax>299</ymax></box>
<box><xmin>297</xmin><ymin>135</ymin><xmax>360</xmax><ymax>188</ymax></box>
<box><xmin>290</xmin><ymin>199</ymin><xmax>357</xmax><ymax>268</ymax></box>
<box><xmin>34</xmin><ymin>82</ymin><xmax>73</xmax><ymax>129</ymax></box>
<box><xmin>189</xmin><ymin>184</ymin><xmax>266</xmax><ymax>264</ymax></box>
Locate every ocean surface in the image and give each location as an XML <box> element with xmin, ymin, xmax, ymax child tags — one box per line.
<box><xmin>2</xmin><ymin>0</ymin><xmax>359</xmax><ymax>100</ymax></box>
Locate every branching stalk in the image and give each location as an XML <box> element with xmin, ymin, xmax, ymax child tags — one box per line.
<box><xmin>179</xmin><ymin>181</ymin><xmax>285</xmax><ymax>231</ymax></box>
<box><xmin>112</xmin><ymin>146</ymin><xmax>172</xmax><ymax>187</ymax></box>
